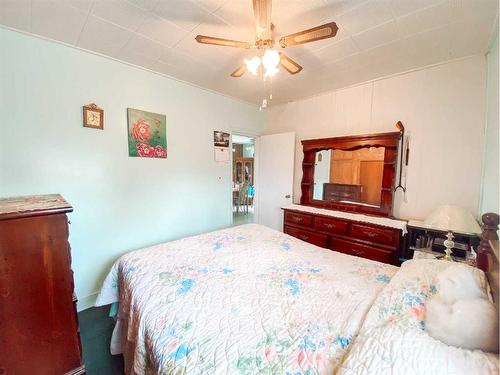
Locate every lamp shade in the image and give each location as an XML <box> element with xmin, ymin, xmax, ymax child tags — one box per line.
<box><xmin>423</xmin><ymin>205</ymin><xmax>481</xmax><ymax>234</ymax></box>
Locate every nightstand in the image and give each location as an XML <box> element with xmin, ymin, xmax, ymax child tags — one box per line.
<box><xmin>402</xmin><ymin>220</ymin><xmax>480</xmax><ymax>262</ymax></box>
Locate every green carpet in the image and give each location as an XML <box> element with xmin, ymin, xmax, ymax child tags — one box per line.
<box><xmin>79</xmin><ymin>306</ymin><xmax>124</xmax><ymax>374</ymax></box>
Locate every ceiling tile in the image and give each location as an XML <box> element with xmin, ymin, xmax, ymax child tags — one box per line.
<box><xmin>158</xmin><ymin>47</ymin><xmax>204</xmax><ymax>68</ymax></box>
<box><xmin>352</xmin><ymin>20</ymin><xmax>402</xmax><ymax>50</ymax></box>
<box><xmin>313</xmin><ymin>38</ymin><xmax>360</xmax><ymax>64</ymax></box>
<box><xmin>77</xmin><ymin>15</ymin><xmax>133</xmax><ymax>56</ymax></box>
<box><xmin>214</xmin><ymin>0</ymin><xmax>255</xmax><ymax>33</ymax></box>
<box><xmin>0</xmin><ymin>0</ymin><xmax>31</xmax><ymax>31</ymax></box>
<box><xmin>390</xmin><ymin>0</ymin><xmax>444</xmax><ymax>18</ymax></box>
<box><xmin>32</xmin><ymin>0</ymin><xmax>88</xmax><ymax>45</ymax></box>
<box><xmin>91</xmin><ymin>0</ymin><xmax>148</xmax><ymax>31</ymax></box>
<box><xmin>136</xmin><ymin>15</ymin><xmax>187</xmax><ymax>47</ymax></box>
<box><xmin>450</xmin><ymin>18</ymin><xmax>497</xmax><ymax>56</ymax></box>
<box><xmin>325</xmin><ymin>52</ymin><xmax>365</xmax><ymax>72</ymax></box>
<box><xmin>117</xmin><ymin>34</ymin><xmax>164</xmax><ymax>67</ymax></box>
<box><xmin>450</xmin><ymin>0</ymin><xmax>499</xmax><ymax>22</ymax></box>
<box><xmin>65</xmin><ymin>0</ymin><xmax>94</xmax><ymax>13</ymax></box>
<box><xmin>336</xmin><ymin>0</ymin><xmax>393</xmax><ymax>35</ymax></box>
<box><xmin>125</xmin><ymin>0</ymin><xmax>159</xmax><ymax>11</ymax></box>
<box><xmin>272</xmin><ymin>0</ymin><xmax>330</xmax><ymax>36</ymax></box>
<box><xmin>401</xmin><ymin>23</ymin><xmax>454</xmax><ymax>67</ymax></box>
<box><xmin>396</xmin><ymin>1</ymin><xmax>454</xmax><ymax>37</ymax></box>
<box><xmin>284</xmin><ymin>49</ymin><xmax>325</xmax><ymax>71</ymax></box>
<box><xmin>154</xmin><ymin>0</ymin><xmax>213</xmax><ymax>32</ymax></box>
<box><xmin>193</xmin><ymin>0</ymin><xmax>230</xmax><ymax>13</ymax></box>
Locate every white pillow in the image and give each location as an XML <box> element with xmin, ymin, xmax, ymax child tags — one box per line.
<box><xmin>425</xmin><ymin>263</ymin><xmax>499</xmax><ymax>353</ymax></box>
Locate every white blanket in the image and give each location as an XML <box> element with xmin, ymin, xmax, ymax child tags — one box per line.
<box><xmin>95</xmin><ymin>224</ymin><xmax>397</xmax><ymax>375</ymax></box>
<box><xmin>337</xmin><ymin>259</ymin><xmax>499</xmax><ymax>375</ymax></box>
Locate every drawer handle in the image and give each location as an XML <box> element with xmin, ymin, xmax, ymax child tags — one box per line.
<box><xmin>365</xmin><ymin>232</ymin><xmax>377</xmax><ymax>238</ymax></box>
<box><xmin>324</xmin><ymin>223</ymin><xmax>335</xmax><ymax>229</ymax></box>
<box><xmin>300</xmin><ymin>235</ymin><xmax>309</xmax><ymax>241</ymax></box>
<box><xmin>352</xmin><ymin>249</ymin><xmax>365</xmax><ymax>256</ymax></box>
<box><xmin>292</xmin><ymin>216</ymin><xmax>303</xmax><ymax>222</ymax></box>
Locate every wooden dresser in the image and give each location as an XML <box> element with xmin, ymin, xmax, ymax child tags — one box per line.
<box><xmin>283</xmin><ymin>206</ymin><xmax>405</xmax><ymax>265</ymax></box>
<box><xmin>0</xmin><ymin>195</ymin><xmax>85</xmax><ymax>375</ymax></box>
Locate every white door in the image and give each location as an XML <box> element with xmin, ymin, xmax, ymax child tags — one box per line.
<box><xmin>256</xmin><ymin>132</ymin><xmax>295</xmax><ymax>230</ymax></box>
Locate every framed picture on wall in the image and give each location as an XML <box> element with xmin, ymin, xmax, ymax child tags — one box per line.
<box><xmin>127</xmin><ymin>108</ymin><xmax>167</xmax><ymax>158</ymax></box>
<box><xmin>83</xmin><ymin>103</ymin><xmax>104</xmax><ymax>130</ymax></box>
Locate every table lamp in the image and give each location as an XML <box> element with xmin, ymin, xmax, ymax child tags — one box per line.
<box><xmin>423</xmin><ymin>205</ymin><xmax>482</xmax><ymax>261</ymax></box>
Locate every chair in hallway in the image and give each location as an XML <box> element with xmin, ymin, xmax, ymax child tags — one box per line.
<box><xmin>234</xmin><ymin>184</ymin><xmax>249</xmax><ymax>214</ymax></box>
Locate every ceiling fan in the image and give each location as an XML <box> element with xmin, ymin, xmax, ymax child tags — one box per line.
<box><xmin>194</xmin><ymin>0</ymin><xmax>338</xmax><ymax>78</ymax></box>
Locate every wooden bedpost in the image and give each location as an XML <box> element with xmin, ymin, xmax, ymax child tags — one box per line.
<box><xmin>477</xmin><ymin>213</ymin><xmax>499</xmax><ymax>271</ymax></box>
<box><xmin>477</xmin><ymin>213</ymin><xmax>499</xmax><ymax>311</ymax></box>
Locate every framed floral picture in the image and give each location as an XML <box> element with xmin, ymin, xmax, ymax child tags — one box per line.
<box><xmin>127</xmin><ymin>108</ymin><xmax>167</xmax><ymax>158</ymax></box>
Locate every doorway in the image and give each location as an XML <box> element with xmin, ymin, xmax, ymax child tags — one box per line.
<box><xmin>232</xmin><ymin>134</ymin><xmax>256</xmax><ymax>226</ymax></box>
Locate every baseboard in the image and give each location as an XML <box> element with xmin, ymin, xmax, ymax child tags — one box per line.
<box><xmin>77</xmin><ymin>292</ymin><xmax>98</xmax><ymax>312</ymax></box>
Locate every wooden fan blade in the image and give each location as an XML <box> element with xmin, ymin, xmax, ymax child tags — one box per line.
<box><xmin>279</xmin><ymin>22</ymin><xmax>338</xmax><ymax>48</ymax></box>
<box><xmin>279</xmin><ymin>53</ymin><xmax>303</xmax><ymax>75</ymax></box>
<box><xmin>253</xmin><ymin>0</ymin><xmax>272</xmax><ymax>39</ymax></box>
<box><xmin>195</xmin><ymin>35</ymin><xmax>250</xmax><ymax>49</ymax></box>
<box><xmin>230</xmin><ymin>65</ymin><xmax>246</xmax><ymax>77</ymax></box>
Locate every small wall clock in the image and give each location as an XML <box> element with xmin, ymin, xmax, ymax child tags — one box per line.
<box><xmin>83</xmin><ymin>103</ymin><xmax>104</xmax><ymax>130</ymax></box>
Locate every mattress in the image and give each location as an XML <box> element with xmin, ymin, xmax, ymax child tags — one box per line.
<box><xmin>95</xmin><ymin>223</ymin><xmax>397</xmax><ymax>375</ymax></box>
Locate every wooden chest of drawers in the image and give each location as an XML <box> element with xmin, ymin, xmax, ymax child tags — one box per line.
<box><xmin>283</xmin><ymin>207</ymin><xmax>404</xmax><ymax>265</ymax></box>
<box><xmin>0</xmin><ymin>195</ymin><xmax>85</xmax><ymax>375</ymax></box>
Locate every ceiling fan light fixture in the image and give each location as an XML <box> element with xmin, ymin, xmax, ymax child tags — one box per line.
<box><xmin>264</xmin><ymin>65</ymin><xmax>279</xmax><ymax>77</ymax></box>
<box><xmin>245</xmin><ymin>56</ymin><xmax>261</xmax><ymax>75</ymax></box>
<box><xmin>261</xmin><ymin>49</ymin><xmax>280</xmax><ymax>76</ymax></box>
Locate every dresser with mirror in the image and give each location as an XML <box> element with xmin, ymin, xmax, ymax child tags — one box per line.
<box><xmin>282</xmin><ymin>126</ymin><xmax>407</xmax><ymax>265</ymax></box>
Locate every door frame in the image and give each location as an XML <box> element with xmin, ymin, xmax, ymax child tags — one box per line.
<box><xmin>230</xmin><ymin>131</ymin><xmax>260</xmax><ymax>226</ymax></box>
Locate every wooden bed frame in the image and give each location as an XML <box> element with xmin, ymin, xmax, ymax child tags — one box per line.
<box><xmin>477</xmin><ymin>212</ymin><xmax>499</xmax><ymax>311</ymax></box>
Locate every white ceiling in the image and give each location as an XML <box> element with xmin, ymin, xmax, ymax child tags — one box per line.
<box><xmin>1</xmin><ymin>0</ymin><xmax>498</xmax><ymax>105</ymax></box>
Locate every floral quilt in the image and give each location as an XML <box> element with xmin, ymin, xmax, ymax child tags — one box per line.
<box><xmin>95</xmin><ymin>224</ymin><xmax>397</xmax><ymax>375</ymax></box>
<box><xmin>337</xmin><ymin>259</ymin><xmax>499</xmax><ymax>375</ymax></box>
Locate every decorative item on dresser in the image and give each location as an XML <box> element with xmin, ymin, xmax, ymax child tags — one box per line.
<box><xmin>282</xmin><ymin>205</ymin><xmax>406</xmax><ymax>265</ymax></box>
<box><xmin>0</xmin><ymin>195</ymin><xmax>85</xmax><ymax>375</ymax></box>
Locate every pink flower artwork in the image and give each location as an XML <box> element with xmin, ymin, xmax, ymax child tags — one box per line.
<box><xmin>136</xmin><ymin>142</ymin><xmax>155</xmax><ymax>158</ymax></box>
<box><xmin>154</xmin><ymin>145</ymin><xmax>167</xmax><ymax>158</ymax></box>
<box><xmin>131</xmin><ymin>119</ymin><xmax>152</xmax><ymax>142</ymax></box>
<box><xmin>127</xmin><ymin>108</ymin><xmax>167</xmax><ymax>159</ymax></box>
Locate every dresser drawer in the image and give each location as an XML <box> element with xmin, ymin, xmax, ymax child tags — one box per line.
<box><xmin>284</xmin><ymin>211</ymin><xmax>313</xmax><ymax>227</ymax></box>
<box><xmin>331</xmin><ymin>237</ymin><xmax>394</xmax><ymax>264</ymax></box>
<box><xmin>313</xmin><ymin>216</ymin><xmax>348</xmax><ymax>235</ymax></box>
<box><xmin>350</xmin><ymin>223</ymin><xmax>398</xmax><ymax>247</ymax></box>
<box><xmin>284</xmin><ymin>225</ymin><xmax>328</xmax><ymax>248</ymax></box>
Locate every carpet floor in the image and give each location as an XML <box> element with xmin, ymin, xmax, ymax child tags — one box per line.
<box><xmin>79</xmin><ymin>306</ymin><xmax>124</xmax><ymax>374</ymax></box>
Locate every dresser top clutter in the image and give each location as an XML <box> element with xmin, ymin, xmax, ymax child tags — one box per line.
<box><xmin>0</xmin><ymin>194</ymin><xmax>72</xmax><ymax>219</ymax></box>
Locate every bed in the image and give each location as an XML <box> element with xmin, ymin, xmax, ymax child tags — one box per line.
<box><xmin>96</xmin><ymin>217</ymin><xmax>499</xmax><ymax>375</ymax></box>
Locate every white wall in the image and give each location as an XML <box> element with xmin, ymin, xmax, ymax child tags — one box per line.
<box><xmin>480</xmin><ymin>33</ymin><xmax>499</xmax><ymax>215</ymax></box>
<box><xmin>265</xmin><ymin>56</ymin><xmax>487</xmax><ymax>220</ymax></box>
<box><xmin>0</xmin><ymin>28</ymin><xmax>263</xmax><ymax>310</ymax></box>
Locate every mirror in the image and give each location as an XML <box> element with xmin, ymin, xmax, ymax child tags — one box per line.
<box><xmin>313</xmin><ymin>147</ymin><xmax>385</xmax><ymax>207</ymax></box>
<box><xmin>301</xmin><ymin>130</ymin><xmax>401</xmax><ymax>217</ymax></box>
